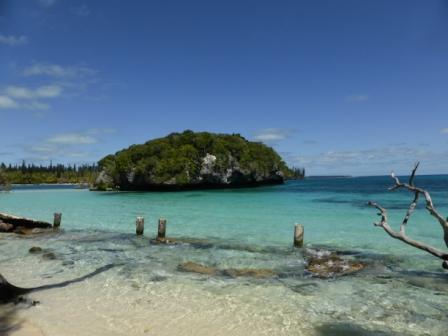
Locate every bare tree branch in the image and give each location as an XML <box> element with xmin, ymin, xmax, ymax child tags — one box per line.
<box><xmin>409</xmin><ymin>162</ymin><xmax>420</xmax><ymax>186</ymax></box>
<box><xmin>400</xmin><ymin>191</ymin><xmax>419</xmax><ymax>235</ymax></box>
<box><xmin>368</xmin><ymin>201</ymin><xmax>448</xmax><ymax>261</ymax></box>
<box><xmin>387</xmin><ymin>166</ymin><xmax>448</xmax><ymax>241</ymax></box>
<box><xmin>368</xmin><ymin>164</ymin><xmax>448</xmax><ymax>269</ymax></box>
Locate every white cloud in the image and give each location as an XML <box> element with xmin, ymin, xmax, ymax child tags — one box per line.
<box><xmin>23</xmin><ymin>143</ymin><xmax>72</xmax><ymax>161</ymax></box>
<box><xmin>5</xmin><ymin>85</ymin><xmax>62</xmax><ymax>99</ymax></box>
<box><xmin>346</xmin><ymin>94</ymin><xmax>369</xmax><ymax>102</ymax></box>
<box><xmin>32</xmin><ymin>111</ymin><xmax>47</xmax><ymax>119</ymax></box>
<box><xmin>37</xmin><ymin>0</ymin><xmax>57</xmax><ymax>8</ymax></box>
<box><xmin>86</xmin><ymin>128</ymin><xmax>117</xmax><ymax>135</ymax></box>
<box><xmin>34</xmin><ymin>85</ymin><xmax>62</xmax><ymax>98</ymax></box>
<box><xmin>0</xmin><ymin>34</ymin><xmax>28</xmax><ymax>46</ymax></box>
<box><xmin>2</xmin><ymin>63</ymin><xmax>100</xmax><ymax>113</ymax></box>
<box><xmin>289</xmin><ymin>145</ymin><xmax>447</xmax><ymax>176</ymax></box>
<box><xmin>0</xmin><ymin>96</ymin><xmax>19</xmax><ymax>109</ymax></box>
<box><xmin>253</xmin><ymin>128</ymin><xmax>297</xmax><ymax>143</ymax></box>
<box><xmin>47</xmin><ymin>133</ymin><xmax>98</xmax><ymax>145</ymax></box>
<box><xmin>24</xmin><ymin>102</ymin><xmax>50</xmax><ymax>110</ymax></box>
<box><xmin>21</xmin><ymin>129</ymin><xmax>115</xmax><ymax>162</ymax></box>
<box><xmin>0</xmin><ymin>85</ymin><xmax>60</xmax><ymax>111</ymax></box>
<box><xmin>22</xmin><ymin>63</ymin><xmax>97</xmax><ymax>78</ymax></box>
<box><xmin>17</xmin><ymin>62</ymin><xmax>102</xmax><ymax>105</ymax></box>
<box><xmin>441</xmin><ymin>128</ymin><xmax>448</xmax><ymax>134</ymax></box>
<box><xmin>71</xmin><ymin>5</ymin><xmax>91</xmax><ymax>17</ymax></box>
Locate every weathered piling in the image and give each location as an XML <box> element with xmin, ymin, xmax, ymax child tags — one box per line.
<box><xmin>157</xmin><ymin>218</ymin><xmax>167</xmax><ymax>240</ymax></box>
<box><xmin>294</xmin><ymin>224</ymin><xmax>304</xmax><ymax>248</ymax></box>
<box><xmin>53</xmin><ymin>213</ymin><xmax>62</xmax><ymax>228</ymax></box>
<box><xmin>136</xmin><ymin>216</ymin><xmax>144</xmax><ymax>235</ymax></box>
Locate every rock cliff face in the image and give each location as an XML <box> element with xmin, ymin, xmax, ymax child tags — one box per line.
<box><xmin>95</xmin><ymin>131</ymin><xmax>291</xmax><ymax>191</ymax></box>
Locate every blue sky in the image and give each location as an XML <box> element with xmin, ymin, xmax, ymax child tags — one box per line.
<box><xmin>0</xmin><ymin>0</ymin><xmax>447</xmax><ymax>176</ymax></box>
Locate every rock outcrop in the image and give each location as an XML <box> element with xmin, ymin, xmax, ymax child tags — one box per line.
<box><xmin>94</xmin><ymin>131</ymin><xmax>291</xmax><ymax>191</ymax></box>
<box><xmin>0</xmin><ymin>212</ymin><xmax>52</xmax><ymax>234</ymax></box>
<box><xmin>305</xmin><ymin>249</ymin><xmax>365</xmax><ymax>278</ymax></box>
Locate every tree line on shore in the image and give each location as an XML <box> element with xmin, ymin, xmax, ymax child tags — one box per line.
<box><xmin>0</xmin><ymin>162</ymin><xmax>99</xmax><ymax>189</ymax></box>
<box><xmin>0</xmin><ymin>161</ymin><xmax>305</xmax><ymax>191</ymax></box>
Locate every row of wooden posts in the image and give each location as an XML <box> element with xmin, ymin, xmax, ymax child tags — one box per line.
<box><xmin>136</xmin><ymin>217</ymin><xmax>304</xmax><ymax>247</ymax></box>
<box><xmin>135</xmin><ymin>216</ymin><xmax>167</xmax><ymax>240</ymax></box>
<box><xmin>52</xmin><ymin>213</ymin><xmax>304</xmax><ymax>247</ymax></box>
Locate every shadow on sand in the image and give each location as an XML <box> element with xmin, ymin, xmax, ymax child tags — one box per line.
<box><xmin>0</xmin><ymin>263</ymin><xmax>117</xmax><ymax>334</ymax></box>
<box><xmin>1</xmin><ymin>263</ymin><xmax>116</xmax><ymax>303</ymax></box>
<box><xmin>0</xmin><ymin>303</ymin><xmax>20</xmax><ymax>335</ymax></box>
<box><xmin>315</xmin><ymin>322</ymin><xmax>406</xmax><ymax>336</ymax></box>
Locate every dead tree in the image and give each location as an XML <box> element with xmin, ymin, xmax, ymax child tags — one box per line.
<box><xmin>368</xmin><ymin>163</ymin><xmax>448</xmax><ymax>270</ymax></box>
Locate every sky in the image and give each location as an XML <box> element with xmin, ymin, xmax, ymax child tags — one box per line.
<box><xmin>0</xmin><ymin>0</ymin><xmax>447</xmax><ymax>176</ymax></box>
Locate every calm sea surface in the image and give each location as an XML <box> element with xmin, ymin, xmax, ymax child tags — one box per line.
<box><xmin>1</xmin><ymin>176</ymin><xmax>447</xmax><ymax>335</ymax></box>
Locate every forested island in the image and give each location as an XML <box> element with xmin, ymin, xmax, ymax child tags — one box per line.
<box><xmin>95</xmin><ymin>131</ymin><xmax>302</xmax><ymax>191</ymax></box>
<box><xmin>0</xmin><ymin>131</ymin><xmax>305</xmax><ymax>191</ymax></box>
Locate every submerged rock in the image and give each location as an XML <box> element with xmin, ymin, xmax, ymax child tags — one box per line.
<box><xmin>28</xmin><ymin>247</ymin><xmax>58</xmax><ymax>260</ymax></box>
<box><xmin>42</xmin><ymin>252</ymin><xmax>57</xmax><ymax>260</ymax></box>
<box><xmin>177</xmin><ymin>261</ymin><xmax>277</xmax><ymax>279</ymax></box>
<box><xmin>305</xmin><ymin>249</ymin><xmax>365</xmax><ymax>278</ymax></box>
<box><xmin>288</xmin><ymin>282</ymin><xmax>319</xmax><ymax>296</ymax></box>
<box><xmin>178</xmin><ymin>262</ymin><xmax>217</xmax><ymax>275</ymax></box>
<box><xmin>221</xmin><ymin>268</ymin><xmax>277</xmax><ymax>279</ymax></box>
<box><xmin>150</xmin><ymin>237</ymin><xmax>178</xmax><ymax>245</ymax></box>
<box><xmin>29</xmin><ymin>246</ymin><xmax>43</xmax><ymax>254</ymax></box>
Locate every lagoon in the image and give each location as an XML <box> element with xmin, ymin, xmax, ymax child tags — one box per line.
<box><xmin>1</xmin><ymin>176</ymin><xmax>447</xmax><ymax>335</ymax></box>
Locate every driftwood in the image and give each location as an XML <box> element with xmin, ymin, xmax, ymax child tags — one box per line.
<box><xmin>0</xmin><ymin>264</ymin><xmax>116</xmax><ymax>303</ymax></box>
<box><xmin>368</xmin><ymin>163</ymin><xmax>448</xmax><ymax>269</ymax></box>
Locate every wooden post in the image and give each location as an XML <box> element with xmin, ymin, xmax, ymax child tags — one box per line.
<box><xmin>294</xmin><ymin>224</ymin><xmax>304</xmax><ymax>248</ymax></box>
<box><xmin>136</xmin><ymin>216</ymin><xmax>144</xmax><ymax>235</ymax></box>
<box><xmin>53</xmin><ymin>213</ymin><xmax>62</xmax><ymax>228</ymax></box>
<box><xmin>157</xmin><ymin>218</ymin><xmax>166</xmax><ymax>240</ymax></box>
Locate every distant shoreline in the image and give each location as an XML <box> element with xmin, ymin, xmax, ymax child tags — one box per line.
<box><xmin>11</xmin><ymin>183</ymin><xmax>89</xmax><ymax>186</ymax></box>
<box><xmin>9</xmin><ymin>183</ymin><xmax>90</xmax><ymax>189</ymax></box>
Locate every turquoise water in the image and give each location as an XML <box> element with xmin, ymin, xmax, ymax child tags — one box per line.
<box><xmin>1</xmin><ymin>176</ymin><xmax>447</xmax><ymax>335</ymax></box>
<box><xmin>3</xmin><ymin>176</ymin><xmax>448</xmax><ymax>259</ymax></box>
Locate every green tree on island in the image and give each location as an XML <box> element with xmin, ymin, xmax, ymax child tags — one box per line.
<box><xmin>96</xmin><ymin>130</ymin><xmax>301</xmax><ymax>191</ymax></box>
<box><xmin>0</xmin><ymin>168</ymin><xmax>11</xmax><ymax>191</ymax></box>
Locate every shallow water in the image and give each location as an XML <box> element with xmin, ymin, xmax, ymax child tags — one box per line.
<box><xmin>1</xmin><ymin>176</ymin><xmax>447</xmax><ymax>335</ymax></box>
